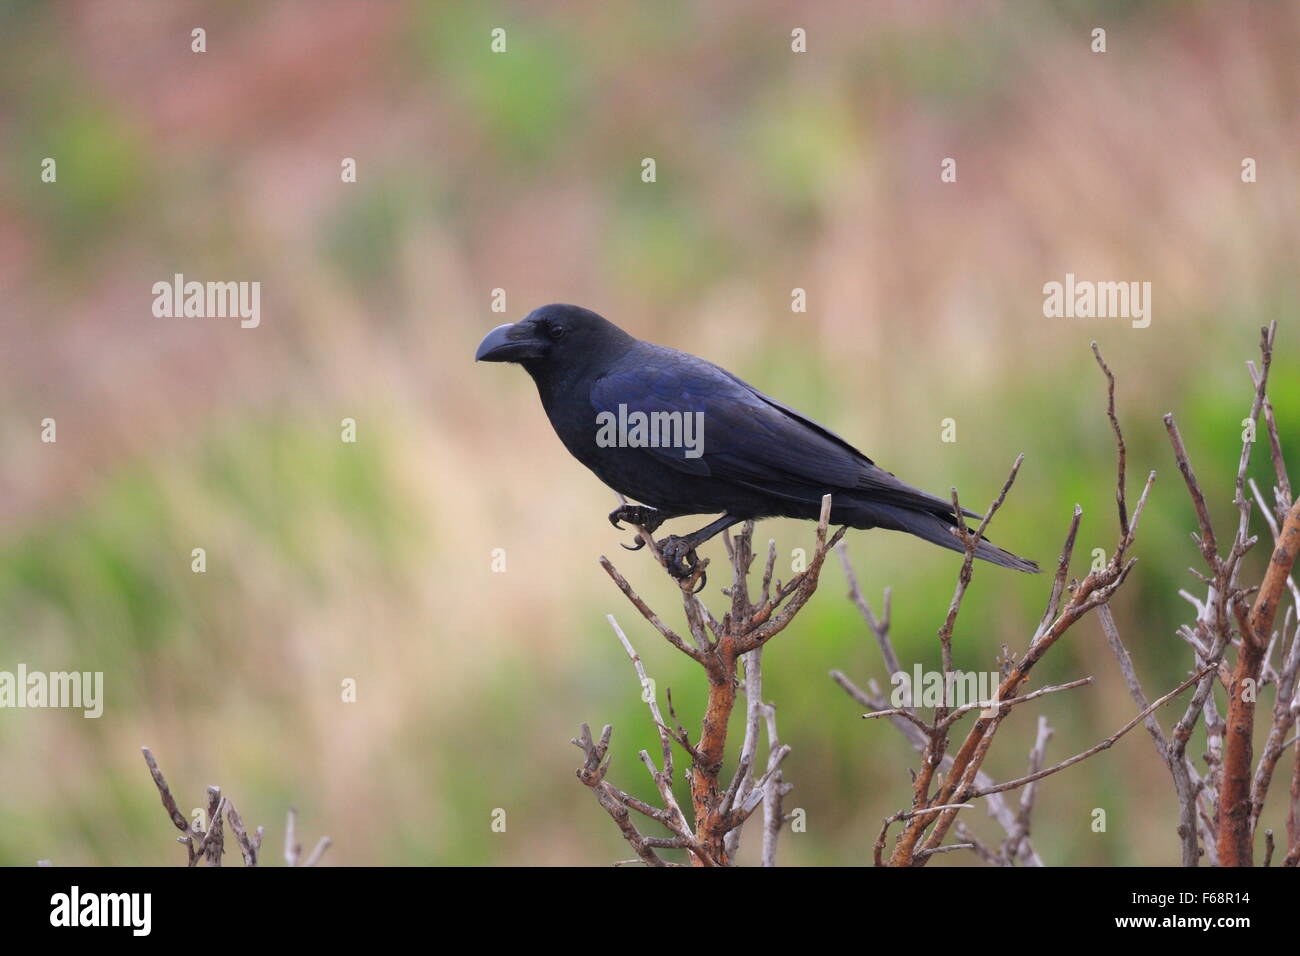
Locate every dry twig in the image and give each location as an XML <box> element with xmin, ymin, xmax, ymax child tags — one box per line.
<box><xmin>141</xmin><ymin>747</ymin><xmax>326</xmax><ymax>867</ymax></box>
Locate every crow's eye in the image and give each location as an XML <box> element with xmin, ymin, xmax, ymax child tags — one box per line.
<box><xmin>547</xmin><ymin>324</ymin><xmax>567</xmax><ymax>341</ymax></box>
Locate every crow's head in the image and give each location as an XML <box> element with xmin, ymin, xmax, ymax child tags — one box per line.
<box><xmin>475</xmin><ymin>304</ymin><xmax>631</xmax><ymax>372</ymax></box>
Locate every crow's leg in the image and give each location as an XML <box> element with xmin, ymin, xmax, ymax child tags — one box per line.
<box><xmin>609</xmin><ymin>503</ymin><xmax>675</xmax><ymax>551</ymax></box>
<box><xmin>657</xmin><ymin>514</ymin><xmax>743</xmax><ymax>588</ymax></box>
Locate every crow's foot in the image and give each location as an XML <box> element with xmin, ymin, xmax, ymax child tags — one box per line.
<box><xmin>657</xmin><ymin>535</ymin><xmax>707</xmax><ymax>592</ymax></box>
<box><xmin>609</xmin><ymin>504</ymin><xmax>668</xmax><ymax>551</ymax></box>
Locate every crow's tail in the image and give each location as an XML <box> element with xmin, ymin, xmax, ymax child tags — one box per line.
<box><xmin>850</xmin><ymin>501</ymin><xmax>1040</xmax><ymax>573</ymax></box>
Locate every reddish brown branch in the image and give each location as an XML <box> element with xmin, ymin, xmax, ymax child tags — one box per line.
<box><xmin>1219</xmin><ymin>499</ymin><xmax>1300</xmax><ymax>866</ymax></box>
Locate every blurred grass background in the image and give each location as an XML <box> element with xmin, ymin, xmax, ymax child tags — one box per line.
<box><xmin>0</xmin><ymin>0</ymin><xmax>1297</xmax><ymax>865</ymax></box>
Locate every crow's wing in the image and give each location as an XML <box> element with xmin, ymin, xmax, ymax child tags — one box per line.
<box><xmin>591</xmin><ymin>348</ymin><xmax>970</xmax><ymax>517</ymax></box>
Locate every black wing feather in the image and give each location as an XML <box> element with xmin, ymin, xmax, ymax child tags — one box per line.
<box><xmin>591</xmin><ymin>346</ymin><xmax>977</xmax><ymax>519</ymax></box>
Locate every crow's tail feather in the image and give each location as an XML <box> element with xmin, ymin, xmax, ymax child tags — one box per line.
<box><xmin>851</xmin><ymin>501</ymin><xmax>1040</xmax><ymax>573</ymax></box>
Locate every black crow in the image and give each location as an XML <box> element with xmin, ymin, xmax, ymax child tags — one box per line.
<box><xmin>476</xmin><ymin>304</ymin><xmax>1038</xmax><ymax>582</ymax></box>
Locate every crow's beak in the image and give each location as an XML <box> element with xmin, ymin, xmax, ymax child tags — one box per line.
<box><xmin>475</xmin><ymin>323</ymin><xmax>546</xmax><ymax>363</ymax></box>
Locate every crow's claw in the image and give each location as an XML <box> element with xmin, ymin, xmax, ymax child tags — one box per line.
<box><xmin>608</xmin><ymin>506</ymin><xmax>714</xmax><ymax>591</ymax></box>
<box><xmin>608</xmin><ymin>504</ymin><xmax>667</xmax><ymax>535</ymax></box>
<box><xmin>657</xmin><ymin>535</ymin><xmax>705</xmax><ymax>584</ymax></box>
